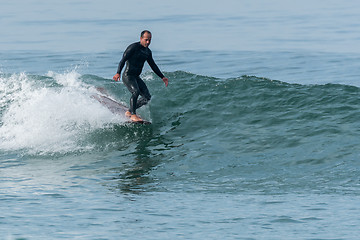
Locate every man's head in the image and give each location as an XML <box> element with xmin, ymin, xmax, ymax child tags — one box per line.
<box><xmin>140</xmin><ymin>30</ymin><xmax>152</xmax><ymax>48</ymax></box>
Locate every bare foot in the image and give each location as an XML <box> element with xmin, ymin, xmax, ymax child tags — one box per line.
<box><xmin>125</xmin><ymin>111</ymin><xmax>131</xmax><ymax>118</ymax></box>
<box><xmin>130</xmin><ymin>114</ymin><xmax>143</xmax><ymax>122</ymax></box>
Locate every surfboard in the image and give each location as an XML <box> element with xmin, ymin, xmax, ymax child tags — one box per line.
<box><xmin>92</xmin><ymin>94</ymin><xmax>151</xmax><ymax>124</ymax></box>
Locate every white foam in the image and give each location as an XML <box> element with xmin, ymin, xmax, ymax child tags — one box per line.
<box><xmin>141</xmin><ymin>72</ymin><xmax>156</xmax><ymax>81</ymax></box>
<box><xmin>0</xmin><ymin>71</ymin><xmax>125</xmax><ymax>154</ymax></box>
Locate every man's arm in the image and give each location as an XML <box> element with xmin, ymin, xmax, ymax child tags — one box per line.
<box><xmin>147</xmin><ymin>53</ymin><xmax>168</xmax><ymax>87</ymax></box>
<box><xmin>113</xmin><ymin>44</ymin><xmax>136</xmax><ymax>81</ymax></box>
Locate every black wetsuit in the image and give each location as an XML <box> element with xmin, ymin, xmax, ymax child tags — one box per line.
<box><xmin>117</xmin><ymin>42</ymin><xmax>165</xmax><ymax>114</ymax></box>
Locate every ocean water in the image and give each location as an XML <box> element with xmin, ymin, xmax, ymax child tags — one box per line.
<box><xmin>1</xmin><ymin>0</ymin><xmax>360</xmax><ymax>239</ymax></box>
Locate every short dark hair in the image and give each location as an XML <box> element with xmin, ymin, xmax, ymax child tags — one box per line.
<box><xmin>141</xmin><ymin>30</ymin><xmax>151</xmax><ymax>38</ymax></box>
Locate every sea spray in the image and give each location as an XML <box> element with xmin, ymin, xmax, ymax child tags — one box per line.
<box><xmin>0</xmin><ymin>71</ymin><xmax>124</xmax><ymax>154</ymax></box>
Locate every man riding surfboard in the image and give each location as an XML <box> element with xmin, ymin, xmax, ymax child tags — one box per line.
<box><xmin>113</xmin><ymin>30</ymin><xmax>169</xmax><ymax>122</ymax></box>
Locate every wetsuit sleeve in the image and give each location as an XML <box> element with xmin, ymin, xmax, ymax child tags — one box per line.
<box><xmin>116</xmin><ymin>44</ymin><xmax>136</xmax><ymax>74</ymax></box>
<box><xmin>147</xmin><ymin>51</ymin><xmax>165</xmax><ymax>79</ymax></box>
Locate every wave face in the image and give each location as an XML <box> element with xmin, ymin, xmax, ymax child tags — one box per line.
<box><xmin>1</xmin><ymin>71</ymin><xmax>360</xmax><ymax>193</ymax></box>
<box><xmin>1</xmin><ymin>71</ymin><xmax>359</xmax><ymax>155</ymax></box>
<box><xmin>145</xmin><ymin>72</ymin><xmax>360</xmax><ymax>193</ymax></box>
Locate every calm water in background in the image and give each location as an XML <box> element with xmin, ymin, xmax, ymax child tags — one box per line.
<box><xmin>1</xmin><ymin>0</ymin><xmax>360</xmax><ymax>239</ymax></box>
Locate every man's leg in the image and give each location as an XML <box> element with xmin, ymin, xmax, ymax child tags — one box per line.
<box><xmin>136</xmin><ymin>77</ymin><xmax>151</xmax><ymax>109</ymax></box>
<box><xmin>122</xmin><ymin>74</ymin><xmax>140</xmax><ymax>115</ymax></box>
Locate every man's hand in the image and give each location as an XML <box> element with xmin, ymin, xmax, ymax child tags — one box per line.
<box><xmin>113</xmin><ymin>73</ymin><xmax>120</xmax><ymax>81</ymax></box>
<box><xmin>162</xmin><ymin>77</ymin><xmax>169</xmax><ymax>87</ymax></box>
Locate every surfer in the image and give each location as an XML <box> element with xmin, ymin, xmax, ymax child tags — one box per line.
<box><xmin>113</xmin><ymin>30</ymin><xmax>169</xmax><ymax>122</ymax></box>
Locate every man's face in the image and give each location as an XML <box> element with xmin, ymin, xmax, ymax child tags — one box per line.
<box><xmin>140</xmin><ymin>32</ymin><xmax>152</xmax><ymax>48</ymax></box>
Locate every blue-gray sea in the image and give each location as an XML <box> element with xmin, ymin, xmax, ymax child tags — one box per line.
<box><xmin>1</xmin><ymin>0</ymin><xmax>360</xmax><ymax>239</ymax></box>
